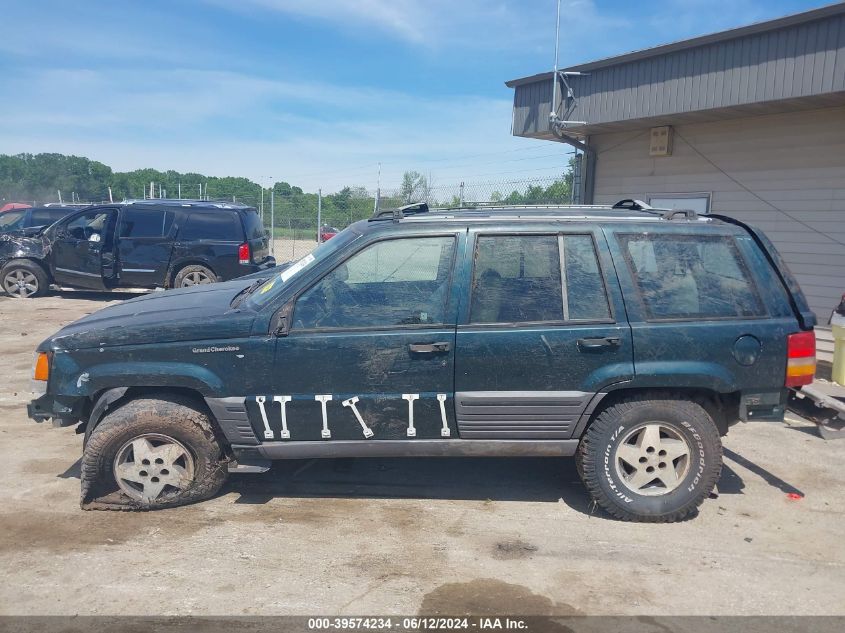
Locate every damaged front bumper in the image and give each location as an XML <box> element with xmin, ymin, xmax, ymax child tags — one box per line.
<box><xmin>27</xmin><ymin>392</ymin><xmax>83</xmax><ymax>426</ymax></box>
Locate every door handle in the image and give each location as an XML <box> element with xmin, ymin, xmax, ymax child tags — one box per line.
<box><xmin>577</xmin><ymin>336</ymin><xmax>621</xmax><ymax>350</ymax></box>
<box><xmin>409</xmin><ymin>342</ymin><xmax>451</xmax><ymax>354</ymax></box>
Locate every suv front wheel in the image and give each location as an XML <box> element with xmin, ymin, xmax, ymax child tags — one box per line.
<box><xmin>577</xmin><ymin>396</ymin><xmax>722</xmax><ymax>522</ymax></box>
<box><xmin>1</xmin><ymin>260</ymin><xmax>48</xmax><ymax>298</ymax></box>
<box><xmin>81</xmin><ymin>395</ymin><xmax>228</xmax><ymax>509</ymax></box>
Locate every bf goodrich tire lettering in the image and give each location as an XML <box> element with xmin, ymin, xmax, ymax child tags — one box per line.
<box><xmin>577</xmin><ymin>397</ymin><xmax>722</xmax><ymax>522</ymax></box>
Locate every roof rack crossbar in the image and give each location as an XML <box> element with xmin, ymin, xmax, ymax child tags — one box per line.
<box><xmin>369</xmin><ymin>201</ymin><xmax>429</xmax><ymax>222</ymax></box>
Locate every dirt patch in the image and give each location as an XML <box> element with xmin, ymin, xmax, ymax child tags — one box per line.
<box><xmin>492</xmin><ymin>539</ymin><xmax>539</xmax><ymax>560</ymax></box>
<box><xmin>0</xmin><ymin>509</ymin><xmax>215</xmax><ymax>554</ymax></box>
<box><xmin>419</xmin><ymin>579</ymin><xmax>583</xmax><ymax>616</ymax></box>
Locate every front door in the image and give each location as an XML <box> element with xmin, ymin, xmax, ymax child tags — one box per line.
<box><xmin>116</xmin><ymin>207</ymin><xmax>176</xmax><ymax>287</ymax></box>
<box><xmin>454</xmin><ymin>229</ymin><xmax>634</xmax><ymax>439</ymax></box>
<box><xmin>51</xmin><ymin>208</ymin><xmax>117</xmax><ymax>290</ymax></box>
<box><xmin>247</xmin><ymin>233</ymin><xmax>462</xmax><ymax>442</ymax></box>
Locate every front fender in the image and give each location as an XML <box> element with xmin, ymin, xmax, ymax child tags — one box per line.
<box><xmin>51</xmin><ymin>358</ymin><xmax>226</xmax><ymax>397</ymax></box>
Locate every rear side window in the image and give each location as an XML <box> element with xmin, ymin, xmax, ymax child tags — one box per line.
<box><xmin>471</xmin><ymin>235</ymin><xmax>563</xmax><ymax>323</ymax></box>
<box><xmin>179</xmin><ymin>212</ymin><xmax>242</xmax><ymax>241</ymax></box>
<box><xmin>241</xmin><ymin>210</ymin><xmax>266</xmax><ymax>240</ymax></box>
<box><xmin>470</xmin><ymin>234</ymin><xmax>611</xmax><ymax>324</ymax></box>
<box><xmin>618</xmin><ymin>233</ymin><xmax>765</xmax><ymax>320</ymax></box>
<box><xmin>119</xmin><ymin>209</ymin><xmax>174</xmax><ymax>238</ymax></box>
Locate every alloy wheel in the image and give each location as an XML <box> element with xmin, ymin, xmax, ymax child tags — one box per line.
<box><xmin>3</xmin><ymin>269</ymin><xmax>39</xmax><ymax>298</ymax></box>
<box><xmin>614</xmin><ymin>423</ymin><xmax>692</xmax><ymax>496</ymax></box>
<box><xmin>113</xmin><ymin>433</ymin><xmax>195</xmax><ymax>502</ymax></box>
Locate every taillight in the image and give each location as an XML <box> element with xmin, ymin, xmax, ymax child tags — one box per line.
<box><xmin>238</xmin><ymin>242</ymin><xmax>250</xmax><ymax>265</ymax></box>
<box><xmin>785</xmin><ymin>330</ymin><xmax>815</xmax><ymax>387</ymax></box>
<box><xmin>33</xmin><ymin>352</ymin><xmax>50</xmax><ymax>382</ymax></box>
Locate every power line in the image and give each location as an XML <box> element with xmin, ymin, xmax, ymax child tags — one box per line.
<box><xmin>674</xmin><ymin>130</ymin><xmax>845</xmax><ymax>248</ymax></box>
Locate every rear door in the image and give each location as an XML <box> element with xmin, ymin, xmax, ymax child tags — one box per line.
<box><xmin>116</xmin><ymin>207</ymin><xmax>176</xmax><ymax>287</ymax></box>
<box><xmin>454</xmin><ymin>227</ymin><xmax>634</xmax><ymax>439</ymax></box>
<box><xmin>51</xmin><ymin>208</ymin><xmax>118</xmax><ymax>290</ymax></box>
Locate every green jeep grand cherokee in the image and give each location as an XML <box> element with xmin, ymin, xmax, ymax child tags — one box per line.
<box><xmin>28</xmin><ymin>201</ymin><xmax>817</xmax><ymax>522</ymax></box>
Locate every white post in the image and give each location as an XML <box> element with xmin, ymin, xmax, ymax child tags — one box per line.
<box><xmin>317</xmin><ymin>188</ymin><xmax>322</xmax><ymax>243</ymax></box>
<box><xmin>57</xmin><ymin>190</ymin><xmax>62</xmax><ymax>203</ymax></box>
<box><xmin>108</xmin><ymin>187</ymin><xmax>113</xmax><ymax>203</ymax></box>
<box><xmin>270</xmin><ymin>189</ymin><xmax>275</xmax><ymax>257</ymax></box>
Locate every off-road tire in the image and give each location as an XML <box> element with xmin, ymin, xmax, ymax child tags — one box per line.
<box><xmin>1</xmin><ymin>259</ymin><xmax>49</xmax><ymax>298</ymax></box>
<box><xmin>576</xmin><ymin>396</ymin><xmax>722</xmax><ymax>522</ymax></box>
<box><xmin>81</xmin><ymin>395</ymin><xmax>227</xmax><ymax>510</ymax></box>
<box><xmin>174</xmin><ymin>264</ymin><xmax>217</xmax><ymax>288</ymax></box>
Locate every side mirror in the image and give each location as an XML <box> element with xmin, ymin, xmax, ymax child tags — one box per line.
<box><xmin>272</xmin><ymin>300</ymin><xmax>294</xmax><ymax>337</ymax></box>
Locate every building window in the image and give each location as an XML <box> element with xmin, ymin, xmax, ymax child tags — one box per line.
<box><xmin>647</xmin><ymin>193</ymin><xmax>711</xmax><ymax>214</ymax></box>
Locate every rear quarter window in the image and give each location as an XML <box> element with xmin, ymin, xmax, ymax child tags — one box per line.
<box><xmin>241</xmin><ymin>210</ymin><xmax>266</xmax><ymax>240</ymax></box>
<box><xmin>618</xmin><ymin>233</ymin><xmax>765</xmax><ymax>320</ymax></box>
<box><xmin>179</xmin><ymin>212</ymin><xmax>243</xmax><ymax>241</ymax></box>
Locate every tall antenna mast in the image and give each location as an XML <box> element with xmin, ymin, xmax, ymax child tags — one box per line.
<box><xmin>550</xmin><ymin>0</ymin><xmax>561</xmax><ymax>125</ymax></box>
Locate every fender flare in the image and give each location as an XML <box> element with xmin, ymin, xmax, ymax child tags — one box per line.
<box><xmin>83</xmin><ymin>387</ymin><xmax>129</xmax><ymax>446</ymax></box>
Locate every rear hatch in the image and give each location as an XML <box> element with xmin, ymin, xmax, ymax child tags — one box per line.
<box><xmin>242</xmin><ymin>208</ymin><xmax>270</xmax><ymax>263</ymax></box>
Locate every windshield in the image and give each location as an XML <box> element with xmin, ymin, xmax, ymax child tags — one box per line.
<box><xmin>245</xmin><ymin>226</ymin><xmax>362</xmax><ymax>308</ymax></box>
<box><xmin>0</xmin><ymin>211</ymin><xmax>26</xmax><ymax>231</ymax></box>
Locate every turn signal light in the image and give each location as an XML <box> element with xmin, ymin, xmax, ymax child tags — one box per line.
<box><xmin>785</xmin><ymin>331</ymin><xmax>815</xmax><ymax>387</ymax></box>
<box><xmin>33</xmin><ymin>352</ymin><xmax>50</xmax><ymax>382</ymax></box>
<box><xmin>238</xmin><ymin>242</ymin><xmax>250</xmax><ymax>265</ymax></box>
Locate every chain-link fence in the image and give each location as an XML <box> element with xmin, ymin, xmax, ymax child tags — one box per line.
<box><xmin>259</xmin><ymin>174</ymin><xmax>576</xmax><ymax>262</ymax></box>
<box><xmin>2</xmin><ymin>171</ymin><xmax>577</xmax><ymax>263</ymax></box>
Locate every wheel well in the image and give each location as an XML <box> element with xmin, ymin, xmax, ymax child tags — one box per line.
<box><xmin>168</xmin><ymin>261</ymin><xmax>217</xmax><ymax>287</ymax></box>
<box><xmin>2</xmin><ymin>257</ymin><xmax>52</xmax><ymax>281</ymax></box>
<box><xmin>583</xmin><ymin>387</ymin><xmax>740</xmax><ymax>437</ymax></box>
<box><xmin>87</xmin><ymin>386</ymin><xmax>233</xmax><ymax>456</ymax></box>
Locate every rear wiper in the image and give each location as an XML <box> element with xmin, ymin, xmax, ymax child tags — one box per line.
<box><xmin>230</xmin><ymin>278</ymin><xmax>267</xmax><ymax>308</ymax></box>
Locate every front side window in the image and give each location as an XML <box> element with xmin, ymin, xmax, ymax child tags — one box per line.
<box><xmin>618</xmin><ymin>233</ymin><xmax>765</xmax><ymax>320</ymax></box>
<box><xmin>294</xmin><ymin>236</ymin><xmax>456</xmax><ymax>329</ymax></box>
<box><xmin>63</xmin><ymin>210</ymin><xmax>114</xmax><ymax>243</ymax></box>
<box><xmin>119</xmin><ymin>209</ymin><xmax>174</xmax><ymax>238</ymax></box>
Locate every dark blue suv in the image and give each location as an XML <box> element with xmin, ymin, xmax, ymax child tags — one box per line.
<box><xmin>27</xmin><ymin>201</ymin><xmax>817</xmax><ymax>522</ymax></box>
<box><xmin>1</xmin><ymin>199</ymin><xmax>274</xmax><ymax>298</ymax></box>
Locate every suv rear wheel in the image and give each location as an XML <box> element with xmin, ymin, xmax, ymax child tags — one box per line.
<box><xmin>174</xmin><ymin>264</ymin><xmax>217</xmax><ymax>288</ymax></box>
<box><xmin>81</xmin><ymin>395</ymin><xmax>227</xmax><ymax>509</ymax></box>
<box><xmin>577</xmin><ymin>396</ymin><xmax>722</xmax><ymax>522</ymax></box>
<box><xmin>1</xmin><ymin>260</ymin><xmax>48</xmax><ymax>298</ymax></box>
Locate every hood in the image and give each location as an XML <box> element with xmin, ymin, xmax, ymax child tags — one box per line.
<box><xmin>44</xmin><ymin>278</ymin><xmax>259</xmax><ymax>351</ymax></box>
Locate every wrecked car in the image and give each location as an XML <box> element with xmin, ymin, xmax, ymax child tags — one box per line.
<box><xmin>28</xmin><ymin>200</ymin><xmax>817</xmax><ymax>522</ymax></box>
<box><xmin>0</xmin><ymin>199</ymin><xmax>274</xmax><ymax>298</ymax></box>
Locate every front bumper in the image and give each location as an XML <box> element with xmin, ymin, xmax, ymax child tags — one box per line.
<box><xmin>28</xmin><ymin>392</ymin><xmax>82</xmax><ymax>425</ymax></box>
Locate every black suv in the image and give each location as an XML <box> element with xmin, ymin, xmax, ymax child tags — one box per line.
<box><xmin>28</xmin><ymin>201</ymin><xmax>817</xmax><ymax>521</ymax></box>
<box><xmin>0</xmin><ymin>199</ymin><xmax>274</xmax><ymax>298</ymax></box>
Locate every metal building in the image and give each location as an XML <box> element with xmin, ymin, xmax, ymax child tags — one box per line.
<box><xmin>506</xmin><ymin>2</ymin><xmax>845</xmax><ymax>361</ymax></box>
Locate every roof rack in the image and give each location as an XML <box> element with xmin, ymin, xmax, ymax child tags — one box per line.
<box><xmin>611</xmin><ymin>199</ymin><xmax>653</xmax><ymax>211</ymax></box>
<box><xmin>369</xmin><ymin>201</ymin><xmax>429</xmax><ymax>221</ymax></box>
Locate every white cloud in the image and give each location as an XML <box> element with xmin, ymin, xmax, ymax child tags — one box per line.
<box><xmin>0</xmin><ymin>67</ymin><xmax>568</xmax><ymax>192</ymax></box>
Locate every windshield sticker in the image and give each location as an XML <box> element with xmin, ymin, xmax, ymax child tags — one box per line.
<box><xmin>258</xmin><ymin>278</ymin><xmax>276</xmax><ymax>294</ymax></box>
<box><xmin>279</xmin><ymin>253</ymin><xmax>315</xmax><ymax>283</ymax></box>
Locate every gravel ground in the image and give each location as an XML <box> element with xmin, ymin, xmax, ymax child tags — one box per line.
<box><xmin>0</xmin><ymin>292</ymin><xmax>843</xmax><ymax>616</ymax></box>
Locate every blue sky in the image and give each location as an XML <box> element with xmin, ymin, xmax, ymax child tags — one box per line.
<box><xmin>0</xmin><ymin>0</ymin><xmax>827</xmax><ymax>192</ymax></box>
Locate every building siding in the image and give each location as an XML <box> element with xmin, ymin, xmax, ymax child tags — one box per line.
<box><xmin>511</xmin><ymin>10</ymin><xmax>845</xmax><ymax>137</ymax></box>
<box><xmin>589</xmin><ymin>106</ymin><xmax>845</xmax><ymax>360</ymax></box>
